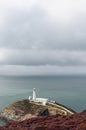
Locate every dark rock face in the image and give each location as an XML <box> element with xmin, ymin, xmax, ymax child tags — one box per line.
<box><xmin>38</xmin><ymin>109</ymin><xmax>49</xmax><ymax>116</ymax></box>
<box><xmin>0</xmin><ymin>110</ymin><xmax>86</xmax><ymax>130</ymax></box>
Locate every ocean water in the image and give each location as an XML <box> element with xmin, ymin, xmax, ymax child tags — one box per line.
<box><xmin>0</xmin><ymin>75</ymin><xmax>86</xmax><ymax>125</ymax></box>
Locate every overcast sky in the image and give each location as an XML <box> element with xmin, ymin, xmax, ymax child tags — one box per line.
<box><xmin>0</xmin><ymin>0</ymin><xmax>86</xmax><ymax>75</ymax></box>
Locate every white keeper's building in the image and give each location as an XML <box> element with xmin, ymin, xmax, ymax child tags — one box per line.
<box><xmin>29</xmin><ymin>88</ymin><xmax>49</xmax><ymax>105</ymax></box>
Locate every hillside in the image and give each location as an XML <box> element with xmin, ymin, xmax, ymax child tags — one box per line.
<box><xmin>0</xmin><ymin>110</ymin><xmax>86</xmax><ymax>130</ymax></box>
<box><xmin>0</xmin><ymin>99</ymin><xmax>75</xmax><ymax>122</ymax></box>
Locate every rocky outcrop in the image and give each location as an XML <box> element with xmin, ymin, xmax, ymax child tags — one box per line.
<box><xmin>0</xmin><ymin>99</ymin><xmax>49</xmax><ymax>122</ymax></box>
<box><xmin>0</xmin><ymin>110</ymin><xmax>86</xmax><ymax>130</ymax></box>
<box><xmin>0</xmin><ymin>99</ymin><xmax>75</xmax><ymax>123</ymax></box>
<box><xmin>38</xmin><ymin>109</ymin><xmax>49</xmax><ymax>116</ymax></box>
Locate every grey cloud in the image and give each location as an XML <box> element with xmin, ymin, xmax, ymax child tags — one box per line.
<box><xmin>0</xmin><ymin>49</ymin><xmax>86</xmax><ymax>66</ymax></box>
<box><xmin>0</xmin><ymin>0</ymin><xmax>86</xmax><ymax>76</ymax></box>
<box><xmin>1</xmin><ymin>4</ymin><xmax>86</xmax><ymax>51</ymax></box>
<box><xmin>0</xmin><ymin>65</ymin><xmax>86</xmax><ymax>76</ymax></box>
<box><xmin>1</xmin><ymin>6</ymin><xmax>49</xmax><ymax>49</ymax></box>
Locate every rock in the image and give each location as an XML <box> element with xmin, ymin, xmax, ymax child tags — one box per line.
<box><xmin>0</xmin><ymin>99</ymin><xmax>75</xmax><ymax>123</ymax></box>
<box><xmin>38</xmin><ymin>109</ymin><xmax>49</xmax><ymax>116</ymax></box>
<box><xmin>21</xmin><ymin>114</ymin><xmax>37</xmax><ymax>120</ymax></box>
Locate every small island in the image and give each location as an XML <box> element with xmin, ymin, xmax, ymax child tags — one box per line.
<box><xmin>0</xmin><ymin>88</ymin><xmax>75</xmax><ymax>123</ymax></box>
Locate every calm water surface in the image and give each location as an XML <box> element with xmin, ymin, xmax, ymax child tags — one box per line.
<box><xmin>0</xmin><ymin>75</ymin><xmax>86</xmax><ymax>125</ymax></box>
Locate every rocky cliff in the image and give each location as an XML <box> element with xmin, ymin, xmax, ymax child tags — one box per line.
<box><xmin>0</xmin><ymin>99</ymin><xmax>75</xmax><ymax>123</ymax></box>
<box><xmin>0</xmin><ymin>110</ymin><xmax>86</xmax><ymax>130</ymax></box>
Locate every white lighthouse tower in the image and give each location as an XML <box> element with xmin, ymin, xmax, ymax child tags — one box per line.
<box><xmin>28</xmin><ymin>88</ymin><xmax>49</xmax><ymax>105</ymax></box>
<box><xmin>33</xmin><ymin>88</ymin><xmax>36</xmax><ymax>101</ymax></box>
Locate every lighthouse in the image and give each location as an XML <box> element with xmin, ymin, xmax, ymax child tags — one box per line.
<box><xmin>33</xmin><ymin>88</ymin><xmax>36</xmax><ymax>101</ymax></box>
<box><xmin>28</xmin><ymin>88</ymin><xmax>48</xmax><ymax>105</ymax></box>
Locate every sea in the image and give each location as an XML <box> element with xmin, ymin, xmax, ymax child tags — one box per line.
<box><xmin>0</xmin><ymin>75</ymin><xmax>86</xmax><ymax>125</ymax></box>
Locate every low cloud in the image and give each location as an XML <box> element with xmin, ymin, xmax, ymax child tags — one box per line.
<box><xmin>0</xmin><ymin>0</ymin><xmax>86</xmax><ymax>75</ymax></box>
<box><xmin>0</xmin><ymin>48</ymin><xmax>86</xmax><ymax>67</ymax></box>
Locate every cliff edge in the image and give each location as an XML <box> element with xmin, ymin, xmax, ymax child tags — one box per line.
<box><xmin>0</xmin><ymin>110</ymin><xmax>86</xmax><ymax>130</ymax></box>
<box><xmin>0</xmin><ymin>99</ymin><xmax>75</xmax><ymax>123</ymax></box>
